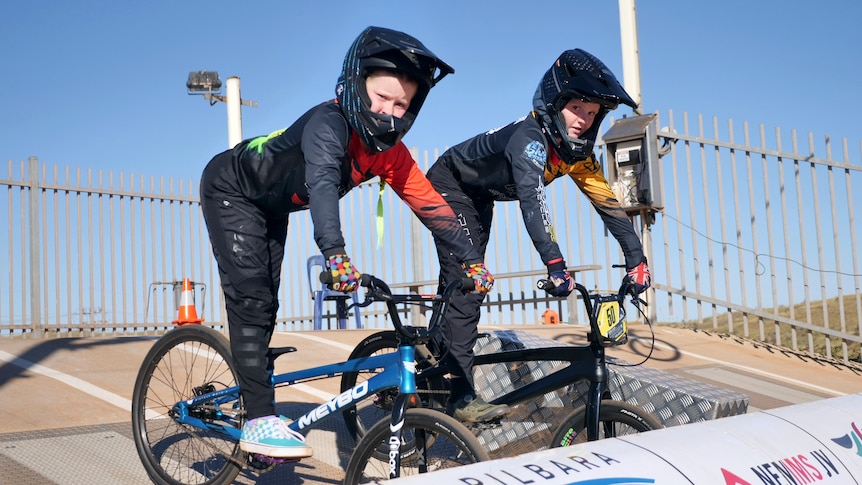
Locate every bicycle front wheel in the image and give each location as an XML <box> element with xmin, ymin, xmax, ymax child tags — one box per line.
<box><xmin>550</xmin><ymin>399</ymin><xmax>662</xmax><ymax>446</ymax></box>
<box><xmin>131</xmin><ymin>325</ymin><xmax>244</xmax><ymax>485</ymax></box>
<box><xmin>344</xmin><ymin>408</ymin><xmax>489</xmax><ymax>484</ymax></box>
<box><xmin>340</xmin><ymin>331</ymin><xmax>449</xmax><ymax>442</ymax></box>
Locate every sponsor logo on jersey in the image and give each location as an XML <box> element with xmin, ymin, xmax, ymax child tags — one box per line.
<box><xmin>524</xmin><ymin>141</ymin><xmax>546</xmax><ymax>169</ymax></box>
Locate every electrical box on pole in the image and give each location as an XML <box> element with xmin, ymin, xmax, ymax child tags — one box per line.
<box><xmin>602</xmin><ymin>113</ymin><xmax>663</xmax><ymax>214</ymax></box>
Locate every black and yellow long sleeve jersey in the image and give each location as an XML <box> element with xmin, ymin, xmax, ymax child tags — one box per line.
<box><xmin>428</xmin><ymin>114</ymin><xmax>645</xmax><ymax>269</ymax></box>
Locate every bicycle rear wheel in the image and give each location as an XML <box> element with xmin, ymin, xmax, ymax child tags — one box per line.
<box><xmin>131</xmin><ymin>325</ymin><xmax>244</xmax><ymax>485</ymax></box>
<box><xmin>344</xmin><ymin>408</ymin><xmax>489</xmax><ymax>484</ymax></box>
<box><xmin>550</xmin><ymin>399</ymin><xmax>662</xmax><ymax>446</ymax></box>
<box><xmin>340</xmin><ymin>331</ymin><xmax>449</xmax><ymax>442</ymax></box>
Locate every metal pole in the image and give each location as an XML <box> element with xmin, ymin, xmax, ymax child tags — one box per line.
<box><xmin>226</xmin><ymin>76</ymin><xmax>242</xmax><ymax>148</ymax></box>
<box><xmin>618</xmin><ymin>0</ymin><xmax>643</xmax><ymax>114</ymax></box>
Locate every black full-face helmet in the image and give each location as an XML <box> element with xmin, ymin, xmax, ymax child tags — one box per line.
<box><xmin>533</xmin><ymin>48</ymin><xmax>637</xmax><ymax>164</ymax></box>
<box><xmin>336</xmin><ymin>26</ymin><xmax>454</xmax><ymax>153</ymax></box>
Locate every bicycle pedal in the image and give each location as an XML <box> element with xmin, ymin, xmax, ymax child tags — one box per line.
<box><xmin>248</xmin><ymin>453</ymin><xmax>300</xmax><ymax>469</ymax></box>
<box><xmin>247</xmin><ymin>455</ymin><xmax>276</xmax><ymax>471</ymax></box>
<box><xmin>470</xmin><ymin>418</ymin><xmax>503</xmax><ymax>430</ymax></box>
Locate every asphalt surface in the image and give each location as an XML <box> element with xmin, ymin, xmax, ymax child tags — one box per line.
<box><xmin>1</xmin><ymin>323</ymin><xmax>860</xmax><ymax>484</ymax></box>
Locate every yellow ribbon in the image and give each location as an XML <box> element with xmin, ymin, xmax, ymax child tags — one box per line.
<box><xmin>376</xmin><ymin>178</ymin><xmax>385</xmax><ymax>249</ymax></box>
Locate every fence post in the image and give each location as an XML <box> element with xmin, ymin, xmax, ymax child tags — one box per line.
<box><xmin>641</xmin><ymin>212</ymin><xmax>657</xmax><ymax>324</ymax></box>
<box><xmin>28</xmin><ymin>156</ymin><xmax>42</xmax><ymax>333</ymax></box>
<box><xmin>410</xmin><ymin>215</ymin><xmax>425</xmax><ymax>325</ymax></box>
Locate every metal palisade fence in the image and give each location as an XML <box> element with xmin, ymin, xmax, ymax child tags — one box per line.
<box><xmin>1</xmin><ymin>110</ymin><xmax>860</xmax><ymax>363</ymax></box>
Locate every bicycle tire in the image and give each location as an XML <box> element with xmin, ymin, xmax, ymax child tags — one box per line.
<box><xmin>340</xmin><ymin>331</ymin><xmax>449</xmax><ymax>442</ymax></box>
<box><xmin>344</xmin><ymin>408</ymin><xmax>489</xmax><ymax>484</ymax></box>
<box><xmin>550</xmin><ymin>399</ymin><xmax>662</xmax><ymax>446</ymax></box>
<box><xmin>131</xmin><ymin>325</ymin><xmax>245</xmax><ymax>485</ymax></box>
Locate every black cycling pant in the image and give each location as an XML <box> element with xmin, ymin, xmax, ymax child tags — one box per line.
<box><xmin>200</xmin><ymin>150</ymin><xmax>288</xmax><ymax>420</ymax></box>
<box><xmin>427</xmin><ymin>165</ymin><xmax>493</xmax><ymax>401</ymax></box>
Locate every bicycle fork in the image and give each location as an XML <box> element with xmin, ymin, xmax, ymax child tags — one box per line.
<box><xmin>387</xmin><ymin>345</ymin><xmax>422</xmax><ymax>479</ymax></box>
<box><xmin>586</xmin><ymin>345</ymin><xmax>610</xmax><ymax>441</ymax></box>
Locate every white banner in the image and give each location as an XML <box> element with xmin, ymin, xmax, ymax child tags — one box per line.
<box><xmin>384</xmin><ymin>393</ymin><xmax>862</xmax><ymax>484</ymax></box>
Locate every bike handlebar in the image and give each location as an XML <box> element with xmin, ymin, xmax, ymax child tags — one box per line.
<box><xmin>536</xmin><ymin>278</ymin><xmax>640</xmax><ymax>304</ymax></box>
<box><xmin>319</xmin><ymin>271</ymin><xmax>475</xmax><ymax>343</ymax></box>
<box><xmin>355</xmin><ymin>274</ymin><xmax>476</xmax><ymax>309</ymax></box>
<box><xmin>537</xmin><ymin>277</ymin><xmax>646</xmax><ymax>347</ymax></box>
<box><xmin>319</xmin><ymin>272</ymin><xmax>474</xmax><ymax>297</ymax></box>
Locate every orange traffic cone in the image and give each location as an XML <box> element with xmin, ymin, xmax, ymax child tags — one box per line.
<box><xmin>172</xmin><ymin>278</ymin><xmax>204</xmax><ymax>325</ymax></box>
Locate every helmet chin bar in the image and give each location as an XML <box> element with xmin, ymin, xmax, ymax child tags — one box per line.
<box><xmin>365</xmin><ymin>110</ymin><xmax>411</xmax><ymax>137</ymax></box>
<box><xmin>569</xmin><ymin>136</ymin><xmax>588</xmax><ymax>152</ymax></box>
<box><xmin>559</xmin><ymin>135</ymin><xmax>592</xmax><ymax>163</ymax></box>
<box><xmin>369</xmin><ymin>111</ymin><xmax>396</xmax><ymax>132</ymax></box>
<box><xmin>361</xmin><ymin>110</ymin><xmax>412</xmax><ymax>152</ymax></box>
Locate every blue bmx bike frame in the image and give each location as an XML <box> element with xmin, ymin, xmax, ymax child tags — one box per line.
<box><xmin>167</xmin><ymin>273</ymin><xmax>470</xmax><ymax>442</ymax></box>
<box><xmin>171</xmin><ymin>343</ymin><xmax>418</xmax><ymax>439</ymax></box>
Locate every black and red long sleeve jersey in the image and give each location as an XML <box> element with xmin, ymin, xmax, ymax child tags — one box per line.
<box><xmin>206</xmin><ymin>99</ymin><xmax>481</xmax><ymax>264</ymax></box>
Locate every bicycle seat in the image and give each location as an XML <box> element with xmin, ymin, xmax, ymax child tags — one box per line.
<box><xmin>270</xmin><ymin>346</ymin><xmax>297</xmax><ymax>357</ymax></box>
<box><xmin>267</xmin><ymin>346</ymin><xmax>297</xmax><ymax>366</ymax></box>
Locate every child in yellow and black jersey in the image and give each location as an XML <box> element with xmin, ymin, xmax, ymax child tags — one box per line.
<box><xmin>426</xmin><ymin>48</ymin><xmax>652</xmax><ymax>424</ymax></box>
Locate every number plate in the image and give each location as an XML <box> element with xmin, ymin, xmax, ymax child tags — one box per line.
<box><xmin>596</xmin><ymin>300</ymin><xmax>628</xmax><ymax>346</ymax></box>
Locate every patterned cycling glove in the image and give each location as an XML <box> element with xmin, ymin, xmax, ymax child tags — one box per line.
<box><xmin>625</xmin><ymin>260</ymin><xmax>652</xmax><ymax>294</ymax></box>
<box><xmin>462</xmin><ymin>262</ymin><xmax>494</xmax><ymax>294</ymax></box>
<box><xmin>326</xmin><ymin>253</ymin><xmax>361</xmax><ymax>292</ymax></box>
<box><xmin>546</xmin><ymin>258</ymin><xmax>575</xmax><ymax>297</ymax></box>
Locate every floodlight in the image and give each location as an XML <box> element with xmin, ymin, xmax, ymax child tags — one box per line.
<box><xmin>187</xmin><ymin>71</ymin><xmax>257</xmax><ymax>148</ymax></box>
<box><xmin>186</xmin><ymin>71</ymin><xmax>223</xmax><ymax>94</ymax></box>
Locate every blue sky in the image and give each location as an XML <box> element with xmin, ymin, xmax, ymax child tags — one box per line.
<box><xmin>2</xmin><ymin>0</ymin><xmax>860</xmax><ymax>182</ymax></box>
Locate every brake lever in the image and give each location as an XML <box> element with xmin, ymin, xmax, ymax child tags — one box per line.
<box><xmin>611</xmin><ymin>262</ymin><xmax>650</xmax><ymax>306</ymax></box>
<box><xmin>319</xmin><ymin>271</ymin><xmax>377</xmax><ymax>309</ymax></box>
<box><xmin>623</xmin><ymin>283</ymin><xmax>649</xmax><ymax>307</ymax></box>
<box><xmin>349</xmin><ymin>297</ymin><xmax>375</xmax><ymax>310</ymax></box>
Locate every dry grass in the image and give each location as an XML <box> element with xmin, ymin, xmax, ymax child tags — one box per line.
<box><xmin>665</xmin><ymin>293</ymin><xmax>862</xmax><ymax>363</ymax></box>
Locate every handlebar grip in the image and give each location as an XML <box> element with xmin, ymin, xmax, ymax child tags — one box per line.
<box><xmin>320</xmin><ymin>270</ymin><xmax>373</xmax><ymax>288</ymax></box>
<box><xmin>537</xmin><ymin>278</ymin><xmax>555</xmax><ymax>293</ymax></box>
<box><xmin>618</xmin><ymin>281</ymin><xmax>636</xmax><ymax>299</ymax></box>
<box><xmin>460</xmin><ymin>276</ymin><xmax>477</xmax><ymax>292</ymax></box>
